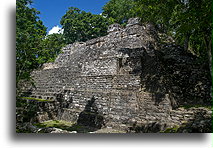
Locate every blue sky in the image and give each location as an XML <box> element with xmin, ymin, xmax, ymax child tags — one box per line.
<box><xmin>32</xmin><ymin>0</ymin><xmax>109</xmax><ymax>33</ymax></box>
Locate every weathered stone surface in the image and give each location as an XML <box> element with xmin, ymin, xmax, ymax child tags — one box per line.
<box><xmin>20</xmin><ymin>18</ymin><xmax>211</xmax><ymax>133</ymax></box>
<box><xmin>107</xmin><ymin>23</ymin><xmax>122</xmax><ymax>33</ymax></box>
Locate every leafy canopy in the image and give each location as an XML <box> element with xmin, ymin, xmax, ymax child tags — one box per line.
<box><xmin>16</xmin><ymin>0</ymin><xmax>47</xmax><ymax>88</ymax></box>
<box><xmin>102</xmin><ymin>0</ymin><xmax>136</xmax><ymax>25</ymax></box>
<box><xmin>60</xmin><ymin>7</ymin><xmax>110</xmax><ymax>44</ymax></box>
<box><xmin>103</xmin><ymin>0</ymin><xmax>212</xmax><ymax>59</ymax></box>
<box><xmin>40</xmin><ymin>33</ymin><xmax>65</xmax><ymax>63</ymax></box>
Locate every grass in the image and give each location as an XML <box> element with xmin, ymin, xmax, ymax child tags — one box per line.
<box><xmin>33</xmin><ymin>120</ymin><xmax>96</xmax><ymax>133</ymax></box>
<box><xmin>34</xmin><ymin>120</ymin><xmax>74</xmax><ymax>129</ymax></box>
<box><xmin>21</xmin><ymin>97</ymin><xmax>54</xmax><ymax>102</ymax></box>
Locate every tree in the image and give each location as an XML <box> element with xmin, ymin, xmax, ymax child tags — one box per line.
<box><xmin>102</xmin><ymin>0</ymin><xmax>136</xmax><ymax>25</ymax></box>
<box><xmin>16</xmin><ymin>0</ymin><xmax>47</xmax><ymax>94</ymax></box>
<box><xmin>103</xmin><ymin>0</ymin><xmax>212</xmax><ymax>69</ymax></box>
<box><xmin>60</xmin><ymin>7</ymin><xmax>109</xmax><ymax>44</ymax></box>
<box><xmin>169</xmin><ymin>0</ymin><xmax>212</xmax><ymax>59</ymax></box>
<box><xmin>135</xmin><ymin>0</ymin><xmax>211</xmax><ymax>59</ymax></box>
<box><xmin>39</xmin><ymin>33</ymin><xmax>65</xmax><ymax>63</ymax></box>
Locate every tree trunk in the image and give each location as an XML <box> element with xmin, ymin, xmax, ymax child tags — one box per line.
<box><xmin>184</xmin><ymin>33</ymin><xmax>190</xmax><ymax>51</ymax></box>
<box><xmin>204</xmin><ymin>37</ymin><xmax>212</xmax><ymax>73</ymax></box>
<box><xmin>208</xmin><ymin>39</ymin><xmax>212</xmax><ymax>75</ymax></box>
<box><xmin>204</xmin><ymin>36</ymin><xmax>212</xmax><ymax>99</ymax></box>
<box><xmin>208</xmin><ymin>39</ymin><xmax>212</xmax><ymax>99</ymax></box>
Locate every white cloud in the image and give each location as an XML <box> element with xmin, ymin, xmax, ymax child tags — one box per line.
<box><xmin>48</xmin><ymin>25</ymin><xmax>64</xmax><ymax>35</ymax></box>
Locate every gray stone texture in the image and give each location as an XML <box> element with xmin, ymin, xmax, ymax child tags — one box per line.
<box><xmin>22</xmin><ymin>18</ymin><xmax>211</xmax><ymax>132</ymax></box>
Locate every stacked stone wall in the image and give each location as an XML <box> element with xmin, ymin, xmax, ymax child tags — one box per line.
<box><xmin>21</xmin><ymin>18</ymin><xmax>211</xmax><ymax>132</ymax></box>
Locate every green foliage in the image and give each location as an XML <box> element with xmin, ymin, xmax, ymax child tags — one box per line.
<box><xmin>60</xmin><ymin>7</ymin><xmax>109</xmax><ymax>44</ymax></box>
<box><xmin>16</xmin><ymin>98</ymin><xmax>38</xmax><ymax>122</ymax></box>
<box><xmin>34</xmin><ymin>120</ymin><xmax>74</xmax><ymax>129</ymax></box>
<box><xmin>34</xmin><ymin>120</ymin><xmax>91</xmax><ymax>133</ymax></box>
<box><xmin>16</xmin><ymin>0</ymin><xmax>65</xmax><ymax>96</ymax></box>
<box><xmin>102</xmin><ymin>0</ymin><xmax>137</xmax><ymax>25</ymax></box>
<box><xmin>40</xmin><ymin>33</ymin><xmax>65</xmax><ymax>63</ymax></box>
<box><xmin>138</xmin><ymin>0</ymin><xmax>212</xmax><ymax>59</ymax></box>
<box><xmin>103</xmin><ymin>0</ymin><xmax>212</xmax><ymax>61</ymax></box>
<box><xmin>170</xmin><ymin>0</ymin><xmax>212</xmax><ymax>54</ymax></box>
<box><xmin>16</xmin><ymin>0</ymin><xmax>47</xmax><ymax>93</ymax></box>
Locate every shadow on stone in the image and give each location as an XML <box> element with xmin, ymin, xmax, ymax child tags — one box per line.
<box><xmin>117</xmin><ymin>44</ymin><xmax>211</xmax><ymax>109</ymax></box>
<box><xmin>176</xmin><ymin>110</ymin><xmax>212</xmax><ymax>133</ymax></box>
<box><xmin>76</xmin><ymin>96</ymin><xmax>104</xmax><ymax>132</ymax></box>
<box><xmin>128</xmin><ymin>122</ymin><xmax>168</xmax><ymax>133</ymax></box>
<box><xmin>127</xmin><ymin>108</ymin><xmax>212</xmax><ymax>133</ymax></box>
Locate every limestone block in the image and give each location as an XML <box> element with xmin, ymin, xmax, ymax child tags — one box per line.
<box><xmin>107</xmin><ymin>23</ymin><xmax>122</xmax><ymax>33</ymax></box>
<box><xmin>126</xmin><ymin>18</ymin><xmax>141</xmax><ymax>27</ymax></box>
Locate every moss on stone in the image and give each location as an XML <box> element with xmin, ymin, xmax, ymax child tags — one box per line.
<box><xmin>161</xmin><ymin>125</ymin><xmax>180</xmax><ymax>133</ymax></box>
<box><xmin>33</xmin><ymin>120</ymin><xmax>93</xmax><ymax>133</ymax></box>
<box><xmin>34</xmin><ymin>120</ymin><xmax>74</xmax><ymax>129</ymax></box>
<box><xmin>22</xmin><ymin>97</ymin><xmax>54</xmax><ymax>102</ymax></box>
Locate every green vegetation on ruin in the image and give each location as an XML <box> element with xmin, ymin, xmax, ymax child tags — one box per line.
<box><xmin>21</xmin><ymin>97</ymin><xmax>54</xmax><ymax>102</ymax></box>
<box><xmin>161</xmin><ymin>125</ymin><xmax>180</xmax><ymax>133</ymax></box>
<box><xmin>34</xmin><ymin>120</ymin><xmax>74</xmax><ymax>129</ymax></box>
<box><xmin>34</xmin><ymin>120</ymin><xmax>97</xmax><ymax>133</ymax></box>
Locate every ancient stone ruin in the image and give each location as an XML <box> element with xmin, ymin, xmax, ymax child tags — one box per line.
<box><xmin>20</xmin><ymin>18</ymin><xmax>211</xmax><ymax>132</ymax></box>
